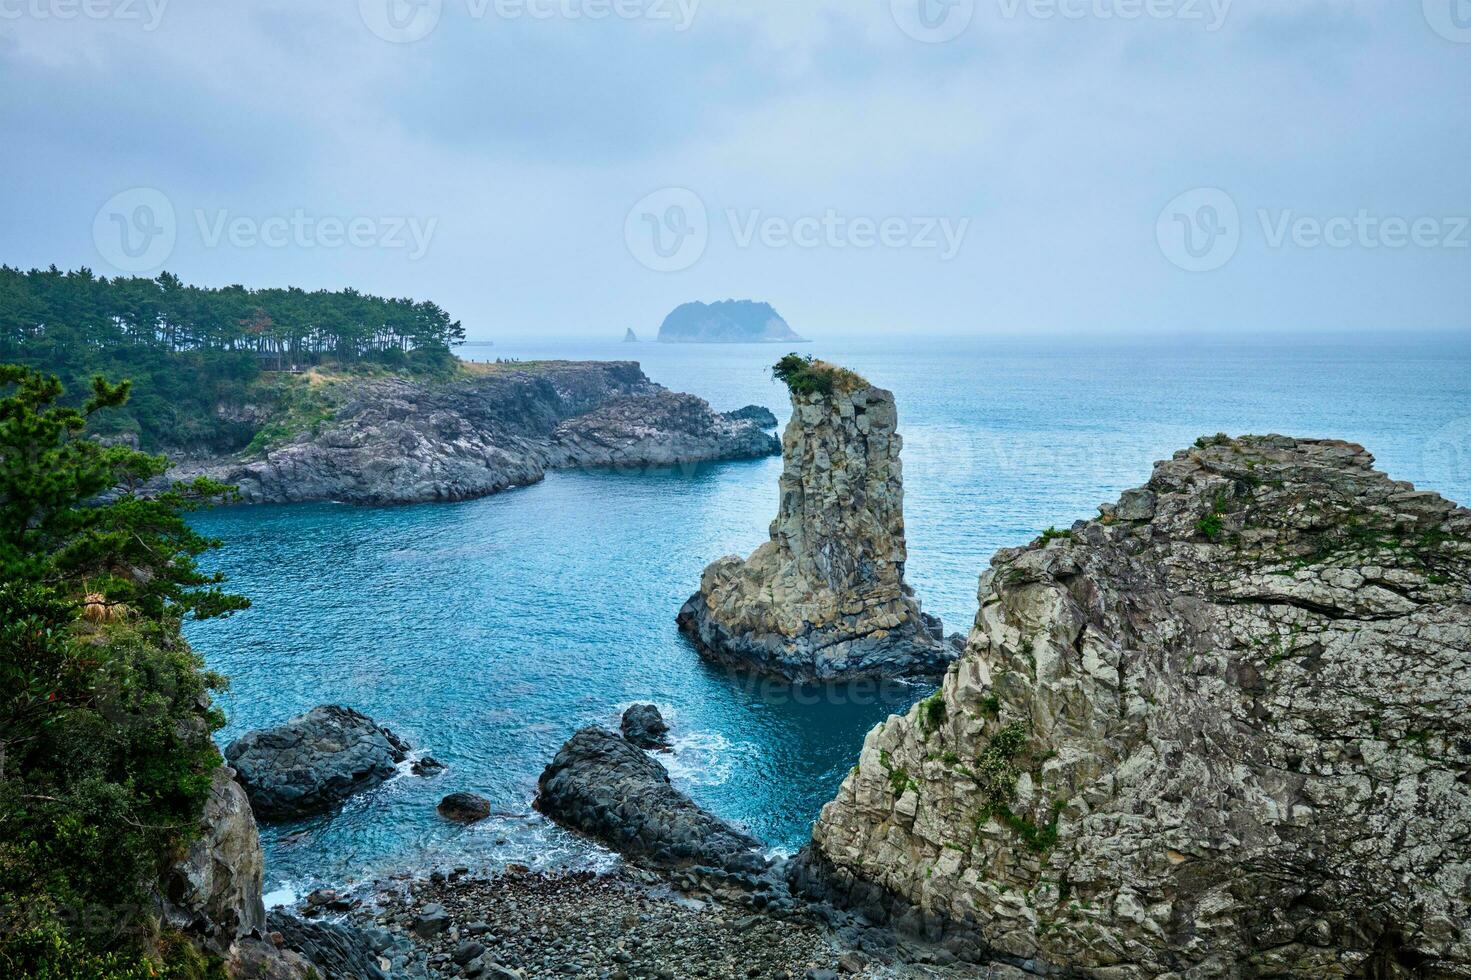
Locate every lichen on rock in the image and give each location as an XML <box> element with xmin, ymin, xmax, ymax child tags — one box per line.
<box><xmin>796</xmin><ymin>435</ymin><xmax>1471</xmax><ymax>977</ymax></box>
<box><xmin>677</xmin><ymin>359</ymin><xmax>956</xmax><ymax>680</ymax></box>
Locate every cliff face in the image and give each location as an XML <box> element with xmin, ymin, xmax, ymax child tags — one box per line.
<box><xmin>678</xmin><ymin>379</ymin><xmax>954</xmax><ymax>679</ymax></box>
<box><xmin>657</xmin><ymin>300</ymin><xmax>807</xmax><ymax>344</ymax></box>
<box><xmin>795</xmin><ymin>436</ymin><xmax>1471</xmax><ymax>977</ymax></box>
<box><xmin>174</xmin><ymin>362</ymin><xmax>779</xmax><ymax>505</ymax></box>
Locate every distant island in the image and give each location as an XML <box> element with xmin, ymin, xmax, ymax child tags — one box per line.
<box><xmin>657</xmin><ymin>300</ymin><xmax>807</xmax><ymax>344</ymax></box>
<box><xmin>624</xmin><ymin>328</ymin><xmax>638</xmax><ymax>342</ymax></box>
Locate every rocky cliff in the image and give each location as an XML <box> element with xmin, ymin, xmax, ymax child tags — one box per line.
<box><xmin>173</xmin><ymin>361</ymin><xmax>779</xmax><ymax>505</ymax></box>
<box><xmin>794</xmin><ymin>436</ymin><xmax>1471</xmax><ymax>977</ymax></box>
<box><xmin>678</xmin><ymin>365</ymin><xmax>955</xmax><ymax>679</ymax></box>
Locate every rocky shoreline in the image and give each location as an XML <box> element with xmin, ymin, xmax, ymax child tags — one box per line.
<box><xmin>173</xmin><ymin>431</ymin><xmax>1469</xmax><ymax>978</ymax></box>
<box><xmin>170</xmin><ymin>361</ymin><xmax>780</xmax><ymax>506</ymax></box>
<box><xmin>346</xmin><ymin>864</ymin><xmax>1022</xmax><ymax>980</ymax></box>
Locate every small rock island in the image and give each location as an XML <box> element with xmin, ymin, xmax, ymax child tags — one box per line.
<box><xmin>678</xmin><ymin>356</ymin><xmax>957</xmax><ymax>680</ymax></box>
<box><xmin>657</xmin><ymin>300</ymin><xmax>807</xmax><ymax>344</ymax></box>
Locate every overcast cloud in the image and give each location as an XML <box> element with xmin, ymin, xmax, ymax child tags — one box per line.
<box><xmin>1</xmin><ymin>0</ymin><xmax>1467</xmax><ymax>341</ymax></box>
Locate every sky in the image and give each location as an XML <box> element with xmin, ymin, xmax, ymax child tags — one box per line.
<box><xmin>1</xmin><ymin>0</ymin><xmax>1468</xmax><ymax>342</ymax></box>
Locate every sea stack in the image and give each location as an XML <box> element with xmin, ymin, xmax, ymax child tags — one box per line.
<box><xmin>677</xmin><ymin>356</ymin><xmax>955</xmax><ymax>680</ymax></box>
<box><xmin>793</xmin><ymin>436</ymin><xmax>1471</xmax><ymax>976</ymax></box>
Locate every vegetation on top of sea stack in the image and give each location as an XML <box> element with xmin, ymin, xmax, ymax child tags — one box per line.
<box><xmin>0</xmin><ymin>364</ymin><xmax>245</xmax><ymax>977</ymax></box>
<box><xmin>771</xmin><ymin>354</ymin><xmax>868</xmax><ymax>397</ymax></box>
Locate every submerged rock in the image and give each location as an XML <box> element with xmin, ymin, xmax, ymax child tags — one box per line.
<box><xmin>678</xmin><ymin>362</ymin><xmax>956</xmax><ymax>680</ymax></box>
<box><xmin>798</xmin><ymin>436</ymin><xmax>1471</xmax><ymax>976</ymax></box>
<box><xmin>224</xmin><ymin>705</ymin><xmax>411</xmax><ymax>821</ymax></box>
<box><xmin>620</xmin><ymin>703</ymin><xmax>671</xmax><ymax>750</ymax></box>
<box><xmin>437</xmin><ymin>792</ymin><xmax>493</xmax><ymax>823</ymax></box>
<box><xmin>535</xmin><ymin>727</ymin><xmax>767</xmax><ymax>877</ymax></box>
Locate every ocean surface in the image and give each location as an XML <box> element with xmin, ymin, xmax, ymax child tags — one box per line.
<box><xmin>185</xmin><ymin>333</ymin><xmax>1471</xmax><ymax>903</ymax></box>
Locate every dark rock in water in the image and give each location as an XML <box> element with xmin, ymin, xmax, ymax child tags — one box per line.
<box><xmin>438</xmin><ymin>791</ymin><xmax>493</xmax><ymax>823</ymax></box>
<box><xmin>543</xmin><ymin>390</ymin><xmax>779</xmax><ymax>469</ymax></box>
<box><xmin>620</xmin><ymin>703</ymin><xmax>671</xmax><ymax>750</ymax></box>
<box><xmin>535</xmin><ymin>727</ymin><xmax>767</xmax><ymax>877</ymax></box>
<box><xmin>411</xmin><ymin>755</ymin><xmax>446</xmax><ymax>776</ymax></box>
<box><xmin>268</xmin><ymin>910</ymin><xmax>429</xmax><ymax>979</ymax></box>
<box><xmin>723</xmin><ymin>405</ymin><xmax>779</xmax><ymax>429</ymax></box>
<box><xmin>657</xmin><ymin>300</ymin><xmax>806</xmax><ymax>344</ymax></box>
<box><xmin>224</xmin><ymin>705</ymin><xmax>409</xmax><ymax>820</ymax></box>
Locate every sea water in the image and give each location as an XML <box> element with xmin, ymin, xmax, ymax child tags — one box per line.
<box><xmin>185</xmin><ymin>333</ymin><xmax>1471</xmax><ymax>901</ymax></box>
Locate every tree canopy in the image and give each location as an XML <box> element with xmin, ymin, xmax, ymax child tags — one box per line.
<box><xmin>0</xmin><ymin>266</ymin><xmax>467</xmax><ymax>451</ymax></box>
<box><xmin>0</xmin><ymin>365</ymin><xmax>244</xmax><ymax>977</ymax></box>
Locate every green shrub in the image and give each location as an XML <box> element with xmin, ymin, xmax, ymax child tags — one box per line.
<box><xmin>770</xmin><ymin>354</ymin><xmax>867</xmax><ymax>397</ymax></box>
<box><xmin>0</xmin><ymin>366</ymin><xmax>242</xmax><ymax>973</ymax></box>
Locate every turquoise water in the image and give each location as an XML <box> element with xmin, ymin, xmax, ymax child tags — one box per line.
<box><xmin>185</xmin><ymin>333</ymin><xmax>1471</xmax><ymax>901</ymax></box>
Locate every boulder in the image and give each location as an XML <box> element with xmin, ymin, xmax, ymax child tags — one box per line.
<box><xmin>620</xmin><ymin>703</ymin><xmax>671</xmax><ymax>750</ymax></box>
<box><xmin>535</xmin><ymin>727</ymin><xmax>767</xmax><ymax>877</ymax></box>
<box><xmin>224</xmin><ymin>705</ymin><xmax>409</xmax><ymax>820</ymax></box>
<box><xmin>798</xmin><ymin>436</ymin><xmax>1471</xmax><ymax>976</ymax></box>
<box><xmin>437</xmin><ymin>791</ymin><xmax>493</xmax><ymax>823</ymax></box>
<box><xmin>679</xmin><ymin>363</ymin><xmax>956</xmax><ymax>680</ymax></box>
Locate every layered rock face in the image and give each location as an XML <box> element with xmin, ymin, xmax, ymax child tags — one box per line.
<box><xmin>798</xmin><ymin>436</ymin><xmax>1471</xmax><ymax>977</ymax></box>
<box><xmin>175</xmin><ymin>361</ymin><xmax>779</xmax><ymax>505</ymax></box>
<box><xmin>224</xmin><ymin>705</ymin><xmax>413</xmax><ymax>820</ymax></box>
<box><xmin>678</xmin><ymin>378</ymin><xmax>954</xmax><ymax>680</ymax></box>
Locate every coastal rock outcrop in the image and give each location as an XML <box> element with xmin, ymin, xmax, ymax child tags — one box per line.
<box><xmin>796</xmin><ymin>436</ymin><xmax>1471</xmax><ymax>977</ymax></box>
<box><xmin>163</xmin><ymin>766</ymin><xmax>266</xmax><ymax>956</ymax></box>
<box><xmin>224</xmin><ymin>705</ymin><xmax>412</xmax><ymax>821</ymax></box>
<box><xmin>678</xmin><ymin>361</ymin><xmax>955</xmax><ymax>680</ymax></box>
<box><xmin>657</xmin><ymin>300</ymin><xmax>806</xmax><ymax>344</ymax></box>
<box><xmin>174</xmin><ymin>361</ymin><xmax>780</xmax><ymax>505</ymax></box>
<box><xmin>535</xmin><ymin>727</ymin><xmax>767</xmax><ymax>877</ymax></box>
<box><xmin>543</xmin><ymin>391</ymin><xmax>778</xmax><ymax>469</ymax></box>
